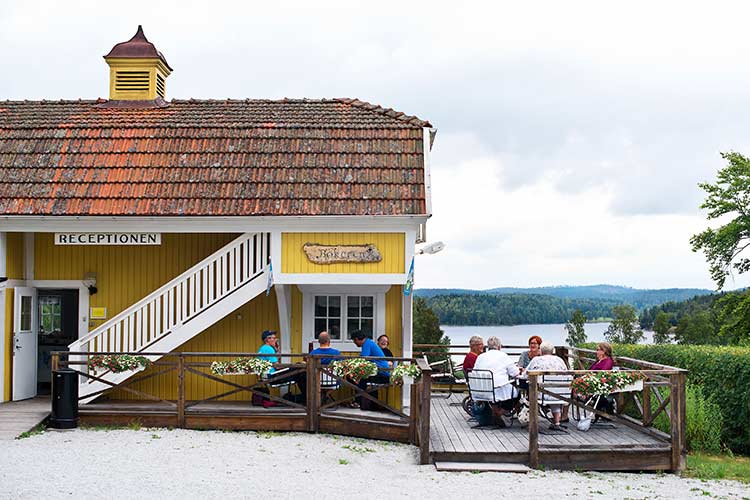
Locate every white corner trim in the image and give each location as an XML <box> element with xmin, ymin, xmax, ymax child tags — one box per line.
<box><xmin>423</xmin><ymin>127</ymin><xmax>434</xmax><ymax>217</ymax></box>
<box><xmin>275</xmin><ymin>284</ymin><xmax>292</xmax><ymax>360</ymax></box>
<box><xmin>23</xmin><ymin>233</ymin><xmax>34</xmax><ymax>280</ymax></box>
<box><xmin>401</xmin><ymin>291</ymin><xmax>414</xmax><ymax>409</ymax></box>
<box><xmin>404</xmin><ymin>228</ymin><xmax>416</xmax><ymax>274</ymax></box>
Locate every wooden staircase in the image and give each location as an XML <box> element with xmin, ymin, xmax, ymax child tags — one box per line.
<box><xmin>68</xmin><ymin>233</ymin><xmax>270</xmax><ymax>401</ymax></box>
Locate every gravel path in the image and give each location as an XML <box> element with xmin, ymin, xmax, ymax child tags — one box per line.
<box><xmin>1</xmin><ymin>428</ymin><xmax>747</xmax><ymax>499</ymax></box>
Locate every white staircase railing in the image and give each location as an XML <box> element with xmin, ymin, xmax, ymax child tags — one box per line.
<box><xmin>69</xmin><ymin>232</ymin><xmax>270</xmax><ymax>357</ymax></box>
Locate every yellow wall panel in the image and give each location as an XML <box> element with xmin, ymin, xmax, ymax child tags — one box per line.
<box><xmin>6</xmin><ymin>233</ymin><xmax>24</xmax><ymax>279</ymax></box>
<box><xmin>4</xmin><ymin>289</ymin><xmax>13</xmax><ymax>401</ymax></box>
<box><xmin>385</xmin><ymin>285</ymin><xmax>403</xmax><ymax>408</ymax></box>
<box><xmin>34</xmin><ymin>233</ymin><xmax>237</xmax><ymax>330</ymax></box>
<box><xmin>281</xmin><ymin>232</ymin><xmax>404</xmax><ymax>274</ymax></box>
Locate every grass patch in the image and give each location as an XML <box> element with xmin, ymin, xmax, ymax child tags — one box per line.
<box><xmin>16</xmin><ymin>422</ymin><xmax>46</xmax><ymax>440</ymax></box>
<box><xmin>338</xmin><ymin>459</ymin><xmax>349</xmax><ymax>465</ymax></box>
<box><xmin>341</xmin><ymin>444</ymin><xmax>376</xmax><ymax>454</ymax></box>
<box><xmin>256</xmin><ymin>431</ymin><xmax>281</xmax><ymax>439</ymax></box>
<box><xmin>685</xmin><ymin>453</ymin><xmax>750</xmax><ymax>483</ymax></box>
<box><xmin>80</xmin><ymin>423</ymin><xmax>127</xmax><ymax>431</ymax></box>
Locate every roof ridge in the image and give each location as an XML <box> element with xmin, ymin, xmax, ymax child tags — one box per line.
<box><xmin>333</xmin><ymin>98</ymin><xmax>431</xmax><ymax>128</ymax></box>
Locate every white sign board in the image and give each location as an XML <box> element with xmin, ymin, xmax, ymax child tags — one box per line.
<box><xmin>55</xmin><ymin>233</ymin><xmax>162</xmax><ymax>245</ymax></box>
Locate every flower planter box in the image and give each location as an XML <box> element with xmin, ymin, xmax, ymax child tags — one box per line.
<box><xmin>611</xmin><ymin>379</ymin><xmax>644</xmax><ymax>393</ymax></box>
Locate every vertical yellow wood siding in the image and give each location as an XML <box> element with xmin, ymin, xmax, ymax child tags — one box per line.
<box><xmin>290</xmin><ymin>285</ymin><xmax>303</xmax><ymax>354</ymax></box>
<box><xmin>281</xmin><ymin>233</ymin><xmax>405</xmax><ymax>274</ymax></box>
<box><xmin>3</xmin><ymin>289</ymin><xmax>13</xmax><ymax>401</ymax></box>
<box><xmin>34</xmin><ymin>233</ymin><xmax>237</xmax><ymax>330</ymax></box>
<box><xmin>6</xmin><ymin>233</ymin><xmax>24</xmax><ymax>279</ymax></box>
<box><xmin>385</xmin><ymin>285</ymin><xmax>403</xmax><ymax>408</ymax></box>
<box><xmin>113</xmin><ymin>290</ymin><xmax>280</xmax><ymax>401</ymax></box>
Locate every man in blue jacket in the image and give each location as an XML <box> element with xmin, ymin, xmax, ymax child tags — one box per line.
<box><xmin>351</xmin><ymin>330</ymin><xmax>390</xmax><ymax>409</ymax></box>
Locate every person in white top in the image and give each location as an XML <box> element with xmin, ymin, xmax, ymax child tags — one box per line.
<box><xmin>472</xmin><ymin>336</ymin><xmax>521</xmax><ymax>404</ymax></box>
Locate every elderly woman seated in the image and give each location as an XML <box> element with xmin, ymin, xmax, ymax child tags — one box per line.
<box><xmin>469</xmin><ymin>336</ymin><xmax>521</xmax><ymax>427</ymax></box>
<box><xmin>525</xmin><ymin>341</ymin><xmax>570</xmax><ymax>431</ymax></box>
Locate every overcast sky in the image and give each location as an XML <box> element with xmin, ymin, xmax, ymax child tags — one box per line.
<box><xmin>3</xmin><ymin>0</ymin><xmax>750</xmax><ymax>291</ymax></box>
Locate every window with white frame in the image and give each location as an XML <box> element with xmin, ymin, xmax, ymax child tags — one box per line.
<box><xmin>313</xmin><ymin>294</ymin><xmax>374</xmax><ymax>340</ymax></box>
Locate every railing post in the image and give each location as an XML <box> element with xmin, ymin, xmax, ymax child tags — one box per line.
<box><xmin>177</xmin><ymin>355</ymin><xmax>185</xmax><ymax>428</ymax></box>
<box><xmin>528</xmin><ymin>373</ymin><xmax>540</xmax><ymax>469</ymax></box>
<box><xmin>51</xmin><ymin>352</ymin><xmax>60</xmax><ymax>372</ymax></box>
<box><xmin>409</xmin><ymin>382</ymin><xmax>418</xmax><ymax>445</ymax></box>
<box><xmin>642</xmin><ymin>380</ymin><xmax>651</xmax><ymax>426</ymax></box>
<box><xmin>416</xmin><ymin>358</ymin><xmax>432</xmax><ymax>465</ymax></box>
<box><xmin>306</xmin><ymin>355</ymin><xmax>319</xmax><ymax>433</ymax></box>
<box><xmin>670</xmin><ymin>372</ymin><xmax>687</xmax><ymax>472</ymax></box>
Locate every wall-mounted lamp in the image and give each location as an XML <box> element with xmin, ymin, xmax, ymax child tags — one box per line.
<box><xmin>83</xmin><ymin>272</ymin><xmax>98</xmax><ymax>295</ymax></box>
<box><xmin>417</xmin><ymin>241</ymin><xmax>446</xmax><ymax>255</ymax></box>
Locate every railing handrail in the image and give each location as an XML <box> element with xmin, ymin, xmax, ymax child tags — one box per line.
<box><xmin>567</xmin><ymin>346</ymin><xmax>687</xmax><ymax>372</ymax></box>
<box><xmin>70</xmin><ymin>232</ymin><xmax>261</xmax><ymax>348</ymax></box>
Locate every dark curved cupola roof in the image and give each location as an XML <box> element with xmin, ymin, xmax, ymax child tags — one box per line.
<box><xmin>104</xmin><ymin>25</ymin><xmax>172</xmax><ymax>70</ymax></box>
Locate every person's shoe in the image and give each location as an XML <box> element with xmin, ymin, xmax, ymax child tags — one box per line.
<box><xmin>499</xmin><ymin>414</ymin><xmax>513</xmax><ymax>428</ymax></box>
<box><xmin>549</xmin><ymin>423</ymin><xmax>562</xmax><ymax>431</ymax></box>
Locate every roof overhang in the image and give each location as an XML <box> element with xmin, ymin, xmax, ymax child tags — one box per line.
<box><xmin>0</xmin><ymin>215</ymin><xmax>430</xmax><ymax>233</ymax></box>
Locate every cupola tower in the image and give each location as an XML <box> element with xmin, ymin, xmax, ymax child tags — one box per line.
<box><xmin>104</xmin><ymin>25</ymin><xmax>172</xmax><ymax>100</ymax></box>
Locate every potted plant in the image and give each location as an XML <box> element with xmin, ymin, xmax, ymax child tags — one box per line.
<box><xmin>210</xmin><ymin>357</ymin><xmax>272</xmax><ymax>376</ymax></box>
<box><xmin>88</xmin><ymin>354</ymin><xmax>152</xmax><ymax>373</ymax></box>
<box><xmin>570</xmin><ymin>370</ymin><xmax>645</xmax><ymax>398</ymax></box>
<box><xmin>390</xmin><ymin>363</ymin><xmax>422</xmax><ymax>385</ymax></box>
<box><xmin>330</xmin><ymin>358</ymin><xmax>378</xmax><ymax>383</ymax></box>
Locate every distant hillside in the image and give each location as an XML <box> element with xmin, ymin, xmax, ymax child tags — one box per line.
<box><xmin>424</xmin><ymin>293</ymin><xmax>620</xmax><ymax>326</ymax></box>
<box><xmin>416</xmin><ymin>285</ymin><xmax>712</xmax><ymax>310</ymax></box>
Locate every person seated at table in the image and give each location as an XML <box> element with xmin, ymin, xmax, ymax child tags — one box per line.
<box><xmin>351</xmin><ymin>330</ymin><xmax>390</xmax><ymax>408</ymax></box>
<box><xmin>377</xmin><ymin>334</ymin><xmax>395</xmax><ymax>368</ymax></box>
<box><xmin>310</xmin><ymin>331</ymin><xmax>341</xmax><ymax>365</ymax></box>
<box><xmin>258</xmin><ymin>330</ymin><xmax>307</xmax><ymax>403</ymax></box>
<box><xmin>472</xmin><ymin>336</ymin><xmax>520</xmax><ymax>425</ymax></box>
<box><xmin>525</xmin><ymin>341</ymin><xmax>569</xmax><ymax>430</ymax></box>
<box><xmin>590</xmin><ymin>342</ymin><xmax>614</xmax><ymax>371</ymax></box>
<box><xmin>518</xmin><ymin>335</ymin><xmax>542</xmax><ymax>370</ymax></box>
<box><xmin>462</xmin><ymin>335</ymin><xmax>484</xmax><ymax>375</ymax></box>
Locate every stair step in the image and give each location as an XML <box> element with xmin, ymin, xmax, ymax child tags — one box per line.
<box><xmin>434</xmin><ymin>461</ymin><xmax>531</xmax><ymax>473</ymax></box>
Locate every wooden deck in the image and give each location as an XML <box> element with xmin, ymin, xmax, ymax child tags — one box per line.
<box><xmin>0</xmin><ymin>397</ymin><xmax>50</xmax><ymax>440</ymax></box>
<box><xmin>429</xmin><ymin>395</ymin><xmax>672</xmax><ymax>470</ymax></box>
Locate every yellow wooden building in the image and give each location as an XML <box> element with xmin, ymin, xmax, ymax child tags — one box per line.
<box><xmin>0</xmin><ymin>27</ymin><xmax>435</xmax><ymax>406</ymax></box>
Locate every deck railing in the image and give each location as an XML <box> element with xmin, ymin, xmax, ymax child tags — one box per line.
<box><xmin>51</xmin><ymin>351</ymin><xmax>433</xmax><ymax>457</ymax></box>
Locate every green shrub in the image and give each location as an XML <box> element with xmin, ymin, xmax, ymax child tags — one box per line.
<box><xmin>580</xmin><ymin>343</ymin><xmax>750</xmax><ymax>453</ymax></box>
<box><xmin>651</xmin><ymin>385</ymin><xmax>724</xmax><ymax>453</ymax></box>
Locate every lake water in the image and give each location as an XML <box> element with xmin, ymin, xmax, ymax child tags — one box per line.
<box><xmin>441</xmin><ymin>323</ymin><xmax>655</xmax><ymax>347</ymax></box>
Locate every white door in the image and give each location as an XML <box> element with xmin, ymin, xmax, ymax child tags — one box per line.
<box><xmin>12</xmin><ymin>287</ymin><xmax>38</xmax><ymax>401</ymax></box>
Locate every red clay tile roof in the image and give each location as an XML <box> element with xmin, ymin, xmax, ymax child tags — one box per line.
<box><xmin>0</xmin><ymin>99</ymin><xmax>432</xmax><ymax>216</ymax></box>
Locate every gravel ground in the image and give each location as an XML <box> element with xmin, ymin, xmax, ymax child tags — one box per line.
<box><xmin>1</xmin><ymin>428</ymin><xmax>748</xmax><ymax>500</ymax></box>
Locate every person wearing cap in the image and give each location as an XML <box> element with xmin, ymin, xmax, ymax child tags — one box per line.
<box><xmin>258</xmin><ymin>330</ymin><xmax>307</xmax><ymax>403</ymax></box>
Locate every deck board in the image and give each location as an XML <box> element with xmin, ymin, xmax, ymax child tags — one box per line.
<box><xmin>429</xmin><ymin>395</ymin><xmax>671</xmax><ymax>470</ymax></box>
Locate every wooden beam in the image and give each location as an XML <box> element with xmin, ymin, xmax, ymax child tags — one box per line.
<box><xmin>418</xmin><ymin>371</ymin><xmax>432</xmax><ymax>464</ymax></box>
<box><xmin>528</xmin><ymin>374</ymin><xmax>539</xmax><ymax>469</ymax></box>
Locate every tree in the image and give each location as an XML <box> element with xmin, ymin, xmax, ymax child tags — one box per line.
<box><xmin>652</xmin><ymin>311</ymin><xmax>672</xmax><ymax>344</ymax></box>
<box><xmin>565</xmin><ymin>309</ymin><xmax>587</xmax><ymax>346</ymax></box>
<box><xmin>413</xmin><ymin>296</ymin><xmax>450</xmax><ymax>346</ymax></box>
<box><xmin>691</xmin><ymin>152</ymin><xmax>750</xmax><ymax>290</ymax></box>
<box><xmin>604</xmin><ymin>304</ymin><xmax>644</xmax><ymax>344</ymax></box>
<box><xmin>674</xmin><ymin>310</ymin><xmax>716</xmax><ymax>345</ymax></box>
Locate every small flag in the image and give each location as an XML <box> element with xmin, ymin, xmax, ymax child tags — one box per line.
<box><xmin>404</xmin><ymin>257</ymin><xmax>415</xmax><ymax>296</ymax></box>
<box><xmin>266</xmin><ymin>260</ymin><xmax>274</xmax><ymax>296</ymax></box>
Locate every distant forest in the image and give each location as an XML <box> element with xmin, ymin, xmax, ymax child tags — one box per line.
<box><xmin>417</xmin><ymin>285</ymin><xmax>717</xmax><ymax>326</ymax></box>
<box><xmin>423</xmin><ymin>293</ymin><xmax>619</xmax><ymax>325</ymax></box>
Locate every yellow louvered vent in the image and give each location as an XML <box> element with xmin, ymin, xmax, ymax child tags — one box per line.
<box><xmin>115</xmin><ymin>71</ymin><xmax>150</xmax><ymax>92</ymax></box>
<box><xmin>156</xmin><ymin>73</ymin><xmax>165</xmax><ymax>98</ymax></box>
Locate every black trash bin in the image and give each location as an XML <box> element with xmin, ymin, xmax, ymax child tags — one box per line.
<box><xmin>50</xmin><ymin>368</ymin><xmax>78</xmax><ymax>429</ymax></box>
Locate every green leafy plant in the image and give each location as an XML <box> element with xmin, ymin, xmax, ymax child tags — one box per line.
<box><xmin>389</xmin><ymin>363</ymin><xmax>422</xmax><ymax>384</ymax></box>
<box><xmin>210</xmin><ymin>357</ymin><xmax>272</xmax><ymax>376</ymax></box>
<box><xmin>330</xmin><ymin>358</ymin><xmax>378</xmax><ymax>383</ymax></box>
<box><xmin>651</xmin><ymin>384</ymin><xmax>724</xmax><ymax>454</ymax></box>
<box><xmin>88</xmin><ymin>354</ymin><xmax>152</xmax><ymax>373</ymax></box>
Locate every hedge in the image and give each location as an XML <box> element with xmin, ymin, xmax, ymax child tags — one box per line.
<box><xmin>580</xmin><ymin>343</ymin><xmax>750</xmax><ymax>454</ymax></box>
